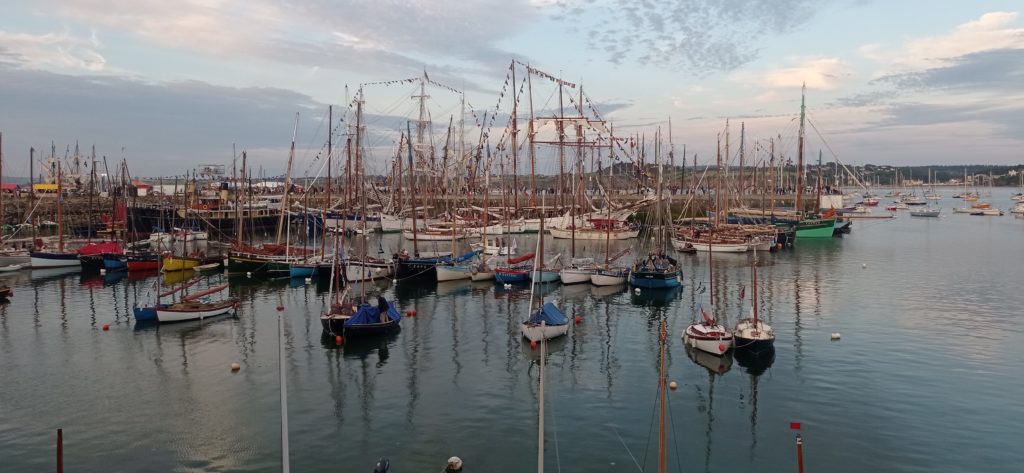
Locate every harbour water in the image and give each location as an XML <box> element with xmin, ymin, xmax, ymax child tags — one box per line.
<box><xmin>2</xmin><ymin>192</ymin><xmax>1023</xmax><ymax>472</ymax></box>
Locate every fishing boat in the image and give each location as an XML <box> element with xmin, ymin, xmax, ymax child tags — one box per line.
<box><xmin>733</xmin><ymin>257</ymin><xmax>774</xmax><ymax>353</ymax></box>
<box><xmin>630</xmin><ymin>135</ymin><xmax>681</xmax><ymax>289</ymax></box>
<box><xmin>683</xmin><ymin>243</ymin><xmax>733</xmax><ymax>356</ymax></box>
<box><xmin>162</xmin><ymin>253</ymin><xmax>201</xmax><ymax>271</ymax></box>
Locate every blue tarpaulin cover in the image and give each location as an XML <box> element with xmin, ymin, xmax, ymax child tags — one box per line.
<box><xmin>527</xmin><ymin>302</ymin><xmax>568</xmax><ymax>326</ymax></box>
<box><xmin>455</xmin><ymin>251</ymin><xmax>478</xmax><ymax>263</ymax></box>
<box><xmin>344</xmin><ymin>301</ymin><xmax>402</xmax><ymax>327</ymax></box>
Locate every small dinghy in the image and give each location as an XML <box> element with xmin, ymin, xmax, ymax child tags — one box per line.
<box><xmin>0</xmin><ymin>263</ymin><xmax>26</xmax><ymax>273</ymax></box>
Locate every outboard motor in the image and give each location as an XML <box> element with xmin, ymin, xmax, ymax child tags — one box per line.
<box><xmin>373</xmin><ymin>458</ymin><xmax>390</xmax><ymax>473</ymax></box>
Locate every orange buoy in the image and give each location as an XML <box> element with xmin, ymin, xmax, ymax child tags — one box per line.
<box><xmin>575</xmin><ymin>315</ymin><xmax>582</xmax><ymax>324</ymax></box>
<box><xmin>336</xmin><ymin>335</ymin><xmax>343</xmax><ymax>345</ymax></box>
<box><xmin>530</xmin><ymin>340</ymin><xmax>537</xmax><ymax>350</ymax></box>
<box><xmin>102</xmin><ymin>324</ymin><xmax>110</xmax><ymax>331</ymax></box>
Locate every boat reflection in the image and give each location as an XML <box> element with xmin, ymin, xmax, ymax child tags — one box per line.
<box><xmin>31</xmin><ymin>266</ymin><xmax>80</xmax><ymax>281</ymax></box>
<box><xmin>685</xmin><ymin>344</ymin><xmax>733</xmax><ymax>376</ymax></box>
<box><xmin>590</xmin><ymin>283</ymin><xmax>627</xmax><ymax>299</ymax></box>
<box><xmin>734</xmin><ymin>346</ymin><xmax>775</xmax><ymax>376</ymax></box>
<box><xmin>630</xmin><ymin>285</ymin><xmax>681</xmax><ymax>306</ymax></box>
<box><xmin>162</xmin><ymin>269</ymin><xmax>196</xmax><ymax>286</ymax></box>
<box><xmin>521</xmin><ymin>334</ymin><xmax>568</xmax><ymax>360</ymax></box>
<box><xmin>559</xmin><ymin>282</ymin><xmax>591</xmax><ymax>300</ymax></box>
<box><xmin>321</xmin><ymin>331</ymin><xmax>399</xmax><ymax>363</ymax></box>
<box><xmin>435</xmin><ymin>280</ymin><xmax>472</xmax><ymax>297</ymax></box>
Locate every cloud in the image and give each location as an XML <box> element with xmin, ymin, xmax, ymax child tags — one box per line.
<box><xmin>874</xmin><ymin>48</ymin><xmax>1024</xmax><ymax>93</ymax></box>
<box><xmin>734</xmin><ymin>56</ymin><xmax>850</xmax><ymax>90</ymax></box>
<box><xmin>555</xmin><ymin>0</ymin><xmax>825</xmax><ymax>72</ymax></box>
<box><xmin>0</xmin><ymin>29</ymin><xmax>106</xmax><ymax>72</ymax></box>
<box><xmin>860</xmin><ymin>11</ymin><xmax>1024</xmax><ymax>71</ymax></box>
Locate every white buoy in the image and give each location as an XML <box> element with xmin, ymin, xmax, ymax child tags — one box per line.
<box><xmin>669</xmin><ymin>381</ymin><xmax>678</xmax><ymax>391</ymax></box>
<box><xmin>230</xmin><ymin>362</ymin><xmax>241</xmax><ymax>372</ymax></box>
<box><xmin>862</xmin><ymin>263</ymin><xmax>867</xmax><ymax>269</ymax></box>
<box><xmin>831</xmin><ymin>332</ymin><xmax>841</xmax><ymax>340</ymax></box>
<box><xmin>393</xmin><ymin>279</ymin><xmax>398</xmax><ymax>284</ymax></box>
<box><xmin>446</xmin><ymin>456</ymin><xmax>463</xmax><ymax>472</ymax></box>
<box><xmin>503</xmin><ymin>283</ymin><xmax>512</xmax><ymax>289</ymax></box>
<box><xmin>304</xmin><ymin>277</ymin><xmax>312</xmax><ymax>285</ymax></box>
<box><xmin>634</xmin><ymin>288</ymin><xmax>641</xmax><ymax>295</ymax></box>
<box><xmin>99</xmin><ymin>269</ymin><xmax>107</xmax><ymax>275</ymax></box>
<box><xmin>246</xmin><ymin>271</ymin><xmax>252</xmax><ymax>278</ymax></box>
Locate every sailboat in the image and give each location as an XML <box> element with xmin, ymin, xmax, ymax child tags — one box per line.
<box><xmin>732</xmin><ymin>254</ymin><xmax>774</xmax><ymax>353</ymax></box>
<box><xmin>530</xmin><ymin>192</ymin><xmax>561</xmax><ymax>284</ymax></box>
<box><xmin>589</xmin><ymin>201</ymin><xmax>630</xmax><ymax>286</ymax></box>
<box><xmin>521</xmin><ymin>228</ymin><xmax>569</xmax><ymax>342</ymax></box>
<box><xmin>683</xmin><ymin>243</ymin><xmax>733</xmax><ymax>356</ymax></box>
<box><xmin>629</xmin><ymin>135</ymin><xmax>681</xmax><ymax>289</ymax></box>
<box><xmin>320</xmin><ymin>226</ymin><xmax>401</xmax><ymax>337</ymax></box>
<box><xmin>30</xmin><ymin>165</ymin><xmax>81</xmax><ymax>269</ymax></box>
<box><xmin>792</xmin><ymin>85</ymin><xmax>838</xmax><ymax>239</ymax></box>
<box><xmin>134</xmin><ymin>276</ymin><xmax>237</xmax><ymax>323</ymax></box>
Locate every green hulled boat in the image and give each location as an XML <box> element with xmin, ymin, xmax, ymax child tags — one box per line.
<box><xmin>795</xmin><ymin>217</ymin><xmax>836</xmax><ymax>239</ymax></box>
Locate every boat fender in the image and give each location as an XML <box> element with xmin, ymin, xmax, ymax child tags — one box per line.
<box><xmin>230</xmin><ymin>362</ymin><xmax>241</xmax><ymax>372</ymax></box>
<box><xmin>336</xmin><ymin>335</ymin><xmax>343</xmax><ymax>346</ymax></box>
<box><xmin>669</xmin><ymin>381</ymin><xmax>678</xmax><ymax>391</ymax></box>
<box><xmin>719</xmin><ymin>343</ymin><xmax>726</xmax><ymax>353</ymax></box>
<box><xmin>831</xmin><ymin>332</ymin><xmax>841</xmax><ymax>340</ymax></box>
<box><xmin>530</xmin><ymin>340</ymin><xmax>537</xmax><ymax>350</ymax></box>
<box><xmin>373</xmin><ymin>458</ymin><xmax>390</xmax><ymax>473</ymax></box>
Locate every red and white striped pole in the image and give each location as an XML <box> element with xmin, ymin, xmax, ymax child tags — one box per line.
<box><xmin>790</xmin><ymin>422</ymin><xmax>803</xmax><ymax>473</ymax></box>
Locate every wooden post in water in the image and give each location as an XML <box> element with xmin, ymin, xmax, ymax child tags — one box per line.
<box><xmin>56</xmin><ymin>428</ymin><xmax>63</xmax><ymax>473</ymax></box>
<box><xmin>795</xmin><ymin>434</ymin><xmax>804</xmax><ymax>473</ymax></box>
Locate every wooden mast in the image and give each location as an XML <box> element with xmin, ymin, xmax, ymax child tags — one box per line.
<box><xmin>796</xmin><ymin>83</ymin><xmax>806</xmax><ymax>215</ymax></box>
<box><xmin>527</xmin><ymin>65</ymin><xmax>537</xmax><ymax>206</ymax></box>
<box><xmin>658</xmin><ymin>318</ymin><xmax>667</xmax><ymax>473</ymax></box>
<box><xmin>406</xmin><ymin>124</ymin><xmax>419</xmax><ymax>256</ymax></box>
<box><xmin>510</xmin><ymin>62</ymin><xmax>520</xmax><ymax>213</ymax></box>
<box><xmin>324</xmin><ymin>105</ymin><xmax>332</xmax><ymax>258</ymax></box>
<box><xmin>57</xmin><ymin>163</ymin><xmax>64</xmax><ymax>253</ymax></box>
<box><xmin>276</xmin><ymin>113</ymin><xmax>299</xmax><ymax>245</ymax></box>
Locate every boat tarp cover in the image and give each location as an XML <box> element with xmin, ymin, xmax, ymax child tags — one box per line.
<box><xmin>345</xmin><ymin>300</ymin><xmax>401</xmax><ymax>327</ymax></box>
<box><xmin>78</xmin><ymin>241</ymin><xmax>123</xmax><ymax>255</ymax></box>
<box><xmin>455</xmin><ymin>251</ymin><xmax>477</xmax><ymax>263</ymax></box>
<box><xmin>527</xmin><ymin>302</ymin><xmax>568</xmax><ymax>326</ymax></box>
<box><xmin>507</xmin><ymin>252</ymin><xmax>536</xmax><ymax>265</ymax></box>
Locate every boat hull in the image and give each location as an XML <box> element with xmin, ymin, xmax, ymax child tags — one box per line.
<box><xmin>494</xmin><ymin>268</ymin><xmax>531</xmax><ymax>284</ymax></box>
<box><xmin>531</xmin><ymin>269</ymin><xmax>560</xmax><ymax>284</ymax></box>
<box><xmin>559</xmin><ymin>267</ymin><xmax>595</xmax><ymax>285</ymax></box>
<box><xmin>436</xmin><ymin>264</ymin><xmax>472</xmax><ymax>282</ymax></box>
<box><xmin>155</xmin><ymin>300</ymin><xmax>237</xmax><ymax>323</ymax></box>
<box><xmin>394</xmin><ymin>257</ymin><xmax>441</xmax><ymax>280</ymax></box>
<box><xmin>683</xmin><ymin>325</ymin><xmax>734</xmax><ymax>356</ymax></box>
<box><xmin>289</xmin><ymin>264</ymin><xmax>316</xmax><ymax>278</ymax></box>
<box><xmin>345</xmin><ymin>260</ymin><xmax>395</xmax><ymax>282</ymax></box>
<box><xmin>629</xmin><ymin>269</ymin><xmax>681</xmax><ymax>288</ymax></box>
<box><xmin>163</xmin><ymin>255</ymin><xmax>200</xmax><ymax>272</ymax></box>
<box><xmin>521</xmin><ymin>322</ymin><xmax>569</xmax><ymax>342</ymax></box>
<box><xmin>102</xmin><ymin>254</ymin><xmax>128</xmax><ymax>271</ymax></box>
<box><xmin>469</xmin><ymin>267</ymin><xmax>494</xmax><ymax>281</ymax></box>
<box><xmin>30</xmin><ymin>251</ymin><xmax>81</xmax><ymax>269</ymax></box>
<box><xmin>733</xmin><ymin>319</ymin><xmax>775</xmax><ymax>353</ymax></box>
<box><xmin>795</xmin><ymin>218</ymin><xmax>836</xmax><ymax>239</ymax></box>
<box><xmin>548</xmin><ymin>227</ymin><xmax>639</xmax><ymax>240</ymax></box>
<box><xmin>590</xmin><ymin>269</ymin><xmax>628</xmax><ymax>286</ymax></box>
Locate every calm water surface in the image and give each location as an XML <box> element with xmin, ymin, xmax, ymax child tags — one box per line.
<box><xmin>2</xmin><ymin>191</ymin><xmax>1023</xmax><ymax>472</ymax></box>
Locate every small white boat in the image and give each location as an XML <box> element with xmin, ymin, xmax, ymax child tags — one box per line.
<box><xmin>971</xmin><ymin>208</ymin><xmax>1004</xmax><ymax>216</ymax></box>
<box><xmin>194</xmin><ymin>263</ymin><xmax>221</xmax><ymax>272</ymax></box>
<box><xmin>910</xmin><ymin>208</ymin><xmax>941</xmax><ymax>217</ymax></box>
<box><xmin>469</xmin><ymin>261</ymin><xmax>494</xmax><ymax>281</ymax></box>
<box><xmin>559</xmin><ymin>258</ymin><xmax>597</xmax><ymax>285</ymax></box>
<box><xmin>672</xmin><ymin>237</ymin><xmax>749</xmax><ymax>253</ymax></box>
<box><xmin>683</xmin><ymin>321</ymin><xmax>734</xmax><ymax>356</ymax></box>
<box><xmin>344</xmin><ymin>259</ymin><xmax>394</xmax><ymax>282</ymax></box>
<box><xmin>155</xmin><ymin>299</ymin><xmax>237</xmax><ymax>323</ymax></box>
<box><xmin>435</xmin><ymin>263</ymin><xmax>472</xmax><ymax>282</ymax></box>
<box><xmin>590</xmin><ymin>267</ymin><xmax>628</xmax><ymax>286</ymax></box>
<box><xmin>1010</xmin><ymin>203</ymin><xmax>1024</xmax><ymax>214</ymax></box>
<box><xmin>402</xmin><ymin>229</ymin><xmax>466</xmax><ymax>241</ymax></box>
<box><xmin>0</xmin><ymin>263</ymin><xmax>26</xmax><ymax>272</ymax></box>
<box><xmin>472</xmin><ymin>237</ymin><xmax>518</xmax><ymax>256</ymax></box>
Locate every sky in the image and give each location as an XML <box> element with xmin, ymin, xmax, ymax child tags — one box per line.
<box><xmin>0</xmin><ymin>0</ymin><xmax>1022</xmax><ymax>179</ymax></box>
